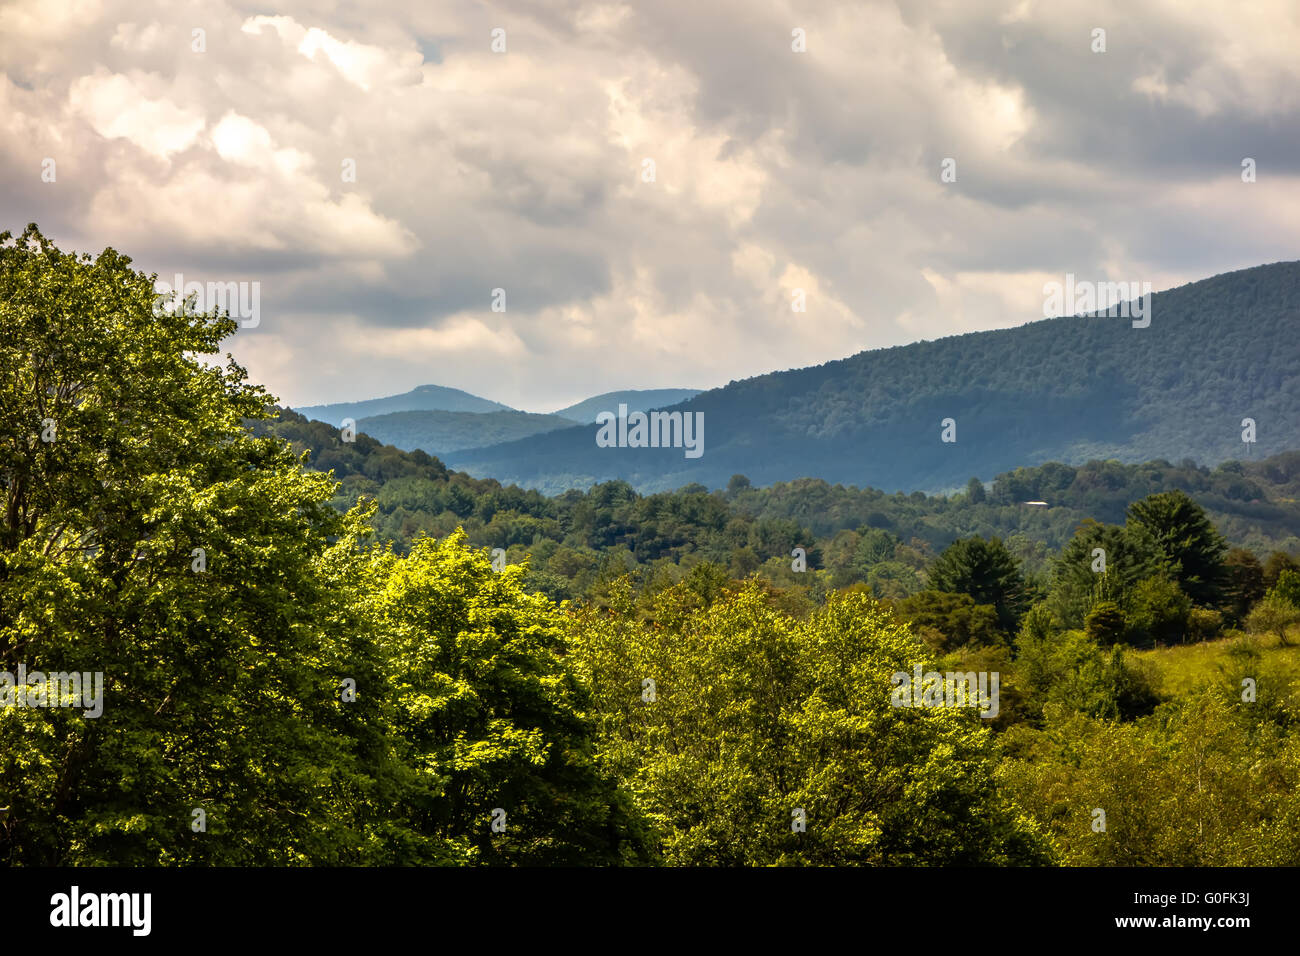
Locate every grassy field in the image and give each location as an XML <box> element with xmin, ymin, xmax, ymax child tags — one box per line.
<box><xmin>1134</xmin><ymin>628</ymin><xmax>1300</xmax><ymax>705</ymax></box>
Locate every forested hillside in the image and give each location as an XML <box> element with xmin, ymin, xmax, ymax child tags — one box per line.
<box><xmin>264</xmin><ymin>408</ymin><xmax>1300</xmax><ymax>600</ymax></box>
<box><xmin>354</xmin><ymin>408</ymin><xmax>572</xmax><ymax>456</ymax></box>
<box><xmin>448</xmin><ymin>261</ymin><xmax>1300</xmax><ymax>494</ymax></box>
<box><xmin>552</xmin><ymin>388</ymin><xmax>703</xmax><ymax>423</ymax></box>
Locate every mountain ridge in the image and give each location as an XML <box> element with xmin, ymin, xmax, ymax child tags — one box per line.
<box><xmin>444</xmin><ymin>260</ymin><xmax>1300</xmax><ymax>494</ymax></box>
<box><xmin>355</xmin><ymin>408</ymin><xmax>572</xmax><ymax>456</ymax></box>
<box><xmin>296</xmin><ymin>383</ymin><xmax>514</xmax><ymax>421</ymax></box>
<box><xmin>552</xmin><ymin>388</ymin><xmax>703</xmax><ymax>422</ymax></box>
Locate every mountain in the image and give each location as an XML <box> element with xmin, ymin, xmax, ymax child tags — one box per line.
<box><xmin>445</xmin><ymin>261</ymin><xmax>1300</xmax><ymax>495</ymax></box>
<box><xmin>356</xmin><ymin>409</ymin><xmax>572</xmax><ymax>456</ymax></box>
<box><xmin>295</xmin><ymin>383</ymin><xmax>513</xmax><ymax>422</ymax></box>
<box><xmin>552</xmin><ymin>388</ymin><xmax>703</xmax><ymax>423</ymax></box>
<box><xmin>296</xmin><ymin>385</ymin><xmax>705</xmax><ymax>454</ymax></box>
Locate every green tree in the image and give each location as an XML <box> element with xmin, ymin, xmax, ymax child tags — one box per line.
<box><xmin>1126</xmin><ymin>575</ymin><xmax>1192</xmax><ymax>647</ymax></box>
<box><xmin>1247</xmin><ymin>591</ymin><xmax>1300</xmax><ymax>646</ymax></box>
<box><xmin>865</xmin><ymin>560</ymin><xmax>923</xmax><ymax>599</ymax></box>
<box><xmin>1048</xmin><ymin>520</ymin><xmax>1168</xmax><ymax>628</ymax></box>
<box><xmin>571</xmin><ymin>582</ymin><xmax>1048</xmax><ymax>865</ymax></box>
<box><xmin>1126</xmin><ymin>491</ymin><xmax>1227</xmax><ymax>606</ymax></box>
<box><xmin>726</xmin><ymin>474</ymin><xmax>752</xmax><ymax>496</ymax></box>
<box><xmin>1221</xmin><ymin>547</ymin><xmax>1266</xmax><ymax>624</ymax></box>
<box><xmin>1018</xmin><ymin>604</ymin><xmax>1059</xmax><ymax>645</ymax></box>
<box><xmin>1186</xmin><ymin>606</ymin><xmax>1224</xmax><ymax>642</ymax></box>
<box><xmin>0</xmin><ymin>225</ymin><xmax>391</xmax><ymax>864</ymax></box>
<box><xmin>1273</xmin><ymin>568</ymin><xmax>1300</xmax><ymax>608</ymax></box>
<box><xmin>729</xmin><ymin>545</ymin><xmax>761</xmax><ymax>577</ymax></box>
<box><xmin>365</xmin><ymin>531</ymin><xmax>652</xmax><ymax>865</ymax></box>
<box><xmin>684</xmin><ymin>560</ymin><xmax>731</xmax><ymax>605</ymax></box>
<box><xmin>1013</xmin><ymin>628</ymin><xmax>1157</xmax><ymax>724</ymax></box>
<box><xmin>928</xmin><ymin>536</ymin><xmax>1027</xmax><ymax>631</ymax></box>
<box><xmin>891</xmin><ymin>590</ymin><xmax>1004</xmax><ymax>651</ymax></box>
<box><xmin>1084</xmin><ymin>601</ymin><xmax>1126</xmax><ymax>645</ymax></box>
<box><xmin>1000</xmin><ymin>694</ymin><xmax>1300</xmax><ymax>865</ymax></box>
<box><xmin>853</xmin><ymin>527</ymin><xmax>900</xmax><ymax>570</ymax></box>
<box><xmin>1262</xmin><ymin>550</ymin><xmax>1299</xmax><ymax>591</ymax></box>
<box><xmin>0</xmin><ymin>226</ymin><xmax>643</xmax><ymax>868</ymax></box>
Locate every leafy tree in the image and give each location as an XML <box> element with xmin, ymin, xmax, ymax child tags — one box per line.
<box><xmin>1273</xmin><ymin>568</ymin><xmax>1300</xmax><ymax>608</ymax></box>
<box><xmin>729</xmin><ymin>546</ymin><xmax>761</xmax><ymax>577</ymax></box>
<box><xmin>1126</xmin><ymin>491</ymin><xmax>1227</xmax><ymax>606</ymax></box>
<box><xmin>1000</xmin><ymin>694</ymin><xmax>1300</xmax><ymax>865</ymax></box>
<box><xmin>1186</xmin><ymin>607</ymin><xmax>1224</xmax><ymax>643</ymax></box>
<box><xmin>927</xmin><ymin>536</ymin><xmax>1027</xmax><ymax>631</ymax></box>
<box><xmin>364</xmin><ymin>531</ymin><xmax>652</xmax><ymax>865</ymax></box>
<box><xmin>1262</xmin><ymin>550</ymin><xmax>1300</xmax><ymax>591</ymax></box>
<box><xmin>0</xmin><ymin>225</ymin><xmax>391</xmax><ymax>864</ymax></box>
<box><xmin>1017</xmin><ymin>603</ymin><xmax>1059</xmax><ymax>645</ymax></box>
<box><xmin>890</xmin><ymin>590</ymin><xmax>1004</xmax><ymax>651</ymax></box>
<box><xmin>854</xmin><ymin>527</ymin><xmax>900</xmax><ymax>569</ymax></box>
<box><xmin>1125</xmin><ymin>575</ymin><xmax>1192</xmax><ymax>647</ymax></box>
<box><xmin>684</xmin><ymin>560</ymin><xmax>731</xmax><ymax>605</ymax></box>
<box><xmin>1013</xmin><ymin>628</ymin><xmax>1158</xmax><ymax>724</ymax></box>
<box><xmin>1247</xmin><ymin>592</ymin><xmax>1300</xmax><ymax>646</ymax></box>
<box><xmin>0</xmin><ymin>225</ymin><xmax>646</xmax><ymax>868</ymax></box>
<box><xmin>965</xmin><ymin>477</ymin><xmax>986</xmax><ymax>504</ymax></box>
<box><xmin>1098</xmin><ymin>645</ymin><xmax>1162</xmax><ymax>721</ymax></box>
<box><xmin>865</xmin><ymin>560</ymin><xmax>923</xmax><ymax>599</ymax></box>
<box><xmin>571</xmin><ymin>582</ymin><xmax>1048</xmax><ymax>865</ymax></box>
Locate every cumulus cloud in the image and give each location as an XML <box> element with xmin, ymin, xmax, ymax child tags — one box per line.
<box><xmin>1</xmin><ymin>0</ymin><xmax>1298</xmax><ymax>412</ymax></box>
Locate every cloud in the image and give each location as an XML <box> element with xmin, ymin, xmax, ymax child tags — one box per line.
<box><xmin>2</xmin><ymin>0</ymin><xmax>1298</xmax><ymax>412</ymax></box>
<box><xmin>241</xmin><ymin>15</ymin><xmax>424</xmax><ymax>91</ymax></box>
<box><xmin>69</xmin><ymin>70</ymin><xmax>206</xmax><ymax>159</ymax></box>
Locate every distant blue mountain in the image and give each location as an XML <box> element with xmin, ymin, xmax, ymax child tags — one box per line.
<box><xmin>356</xmin><ymin>409</ymin><xmax>572</xmax><ymax>456</ymax></box>
<box><xmin>295</xmin><ymin>384</ymin><xmax>514</xmax><ymax>423</ymax></box>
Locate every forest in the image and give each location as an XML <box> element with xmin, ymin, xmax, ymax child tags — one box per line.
<box><xmin>3</xmin><ymin>225</ymin><xmax>1299</xmax><ymax>867</ymax></box>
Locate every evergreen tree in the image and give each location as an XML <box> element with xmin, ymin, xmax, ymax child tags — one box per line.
<box><xmin>928</xmin><ymin>536</ymin><xmax>1027</xmax><ymax>631</ymax></box>
<box><xmin>1048</xmin><ymin>520</ymin><xmax>1168</xmax><ymax>628</ymax></box>
<box><xmin>1126</xmin><ymin>491</ymin><xmax>1227</xmax><ymax>606</ymax></box>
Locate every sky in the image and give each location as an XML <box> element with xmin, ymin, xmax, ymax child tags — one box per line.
<box><xmin>2</xmin><ymin>0</ymin><xmax>1299</xmax><ymax>413</ymax></box>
